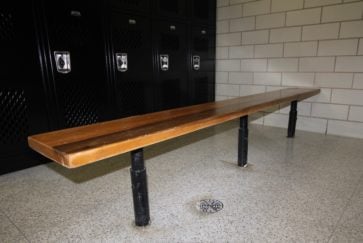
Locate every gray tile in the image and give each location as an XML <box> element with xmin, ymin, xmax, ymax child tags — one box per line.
<box><xmin>0</xmin><ymin>210</ymin><xmax>28</xmax><ymax>243</ymax></box>
<box><xmin>1</xmin><ymin>123</ymin><xmax>363</xmax><ymax>242</ymax></box>
<box><xmin>330</xmin><ymin>177</ymin><xmax>363</xmax><ymax>242</ymax></box>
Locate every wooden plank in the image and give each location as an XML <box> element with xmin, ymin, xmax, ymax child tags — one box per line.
<box><xmin>28</xmin><ymin>88</ymin><xmax>320</xmax><ymax>168</ymax></box>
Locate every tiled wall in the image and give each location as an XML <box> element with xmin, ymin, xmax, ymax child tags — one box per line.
<box><xmin>216</xmin><ymin>0</ymin><xmax>363</xmax><ymax>138</ymax></box>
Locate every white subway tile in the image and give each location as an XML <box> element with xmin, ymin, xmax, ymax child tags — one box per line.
<box><xmin>241</xmin><ymin>59</ymin><xmax>268</xmax><ymax>71</ymax></box>
<box><xmin>230</xmin><ymin>17</ymin><xmax>255</xmax><ymax>32</ymax></box>
<box><xmin>229</xmin><ymin>45</ymin><xmax>254</xmax><ymax>58</ymax></box>
<box><xmin>302</xmin><ymin>23</ymin><xmax>339</xmax><ymax>41</ymax></box>
<box><xmin>280</xmin><ymin>102</ymin><xmax>311</xmax><ymax>116</ymax></box>
<box><xmin>335</xmin><ymin>56</ymin><xmax>363</xmax><ymax>72</ymax></box>
<box><xmin>286</xmin><ymin>8</ymin><xmax>321</xmax><ymax>26</ymax></box>
<box><xmin>312</xmin><ymin>103</ymin><xmax>349</xmax><ymax>120</ymax></box>
<box><xmin>256</xmin><ymin>13</ymin><xmax>285</xmax><ymax>29</ymax></box>
<box><xmin>216</xmin><ymin>60</ymin><xmax>241</xmax><ymax>71</ymax></box>
<box><xmin>217</xmin><ymin>0</ymin><xmax>229</xmax><ymax>7</ymax></box>
<box><xmin>305</xmin><ymin>88</ymin><xmax>331</xmax><ymax>102</ymax></box>
<box><xmin>250</xmin><ymin>112</ymin><xmax>264</xmax><ymax>125</ymax></box>
<box><xmin>328</xmin><ymin>120</ymin><xmax>363</xmax><ymax>139</ymax></box>
<box><xmin>218</xmin><ymin>5</ymin><xmax>243</xmax><ymax>20</ymax></box>
<box><xmin>216</xmin><ymin>47</ymin><xmax>229</xmax><ymax>59</ymax></box>
<box><xmin>332</xmin><ymin>89</ymin><xmax>363</xmax><ymax>105</ymax></box>
<box><xmin>255</xmin><ymin>44</ymin><xmax>283</xmax><ymax>58</ymax></box>
<box><xmin>349</xmin><ymin>106</ymin><xmax>363</xmax><ymax>122</ymax></box>
<box><xmin>242</xmin><ymin>30</ymin><xmax>269</xmax><ymax>44</ymax></box>
<box><xmin>264</xmin><ymin>113</ymin><xmax>288</xmax><ymax>128</ymax></box>
<box><xmin>318</xmin><ymin>39</ymin><xmax>358</xmax><ymax>56</ymax></box>
<box><xmin>305</xmin><ymin>0</ymin><xmax>341</xmax><ymax>8</ymax></box>
<box><xmin>268</xmin><ymin>58</ymin><xmax>299</xmax><ymax>72</ymax></box>
<box><xmin>340</xmin><ymin>21</ymin><xmax>363</xmax><ymax>38</ymax></box>
<box><xmin>216</xmin><ymin>72</ymin><xmax>229</xmax><ymax>83</ymax></box>
<box><xmin>299</xmin><ymin>57</ymin><xmax>335</xmax><ymax>72</ymax></box>
<box><xmin>217</xmin><ymin>33</ymin><xmax>241</xmax><ymax>46</ymax></box>
<box><xmin>215</xmin><ymin>95</ymin><xmax>230</xmax><ymax>101</ymax></box>
<box><xmin>296</xmin><ymin>116</ymin><xmax>327</xmax><ymax>133</ymax></box>
<box><xmin>270</xmin><ymin>27</ymin><xmax>301</xmax><ymax>43</ymax></box>
<box><xmin>266</xmin><ymin>86</ymin><xmax>286</xmax><ymax>92</ymax></box>
<box><xmin>322</xmin><ymin>2</ymin><xmax>363</xmax><ymax>23</ymax></box>
<box><xmin>353</xmin><ymin>73</ymin><xmax>363</xmax><ymax>89</ymax></box>
<box><xmin>229</xmin><ymin>72</ymin><xmax>254</xmax><ymax>84</ymax></box>
<box><xmin>254</xmin><ymin>73</ymin><xmax>282</xmax><ymax>85</ymax></box>
<box><xmin>216</xmin><ymin>84</ymin><xmax>240</xmax><ymax>96</ymax></box>
<box><xmin>282</xmin><ymin>73</ymin><xmax>315</xmax><ymax>86</ymax></box>
<box><xmin>243</xmin><ymin>0</ymin><xmax>270</xmax><ymax>17</ymax></box>
<box><xmin>284</xmin><ymin>41</ymin><xmax>318</xmax><ymax>57</ymax></box>
<box><xmin>359</xmin><ymin>38</ymin><xmax>363</xmax><ymax>55</ymax></box>
<box><xmin>217</xmin><ymin>20</ymin><xmax>229</xmax><ymax>34</ymax></box>
<box><xmin>315</xmin><ymin>73</ymin><xmax>354</xmax><ymax>88</ymax></box>
<box><xmin>239</xmin><ymin>85</ymin><xmax>266</xmax><ymax>96</ymax></box>
<box><xmin>271</xmin><ymin>0</ymin><xmax>304</xmax><ymax>12</ymax></box>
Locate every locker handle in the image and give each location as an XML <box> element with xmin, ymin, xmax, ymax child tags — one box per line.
<box><xmin>54</xmin><ymin>51</ymin><xmax>71</xmax><ymax>74</ymax></box>
<box><xmin>193</xmin><ymin>55</ymin><xmax>200</xmax><ymax>70</ymax></box>
<box><xmin>116</xmin><ymin>53</ymin><xmax>128</xmax><ymax>72</ymax></box>
<box><xmin>160</xmin><ymin>55</ymin><xmax>169</xmax><ymax>71</ymax></box>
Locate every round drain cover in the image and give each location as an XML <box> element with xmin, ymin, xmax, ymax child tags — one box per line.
<box><xmin>198</xmin><ymin>199</ymin><xmax>223</xmax><ymax>213</ymax></box>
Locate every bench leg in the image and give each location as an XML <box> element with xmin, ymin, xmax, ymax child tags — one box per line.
<box><xmin>287</xmin><ymin>101</ymin><xmax>298</xmax><ymax>138</ymax></box>
<box><xmin>238</xmin><ymin>115</ymin><xmax>248</xmax><ymax>167</ymax></box>
<box><xmin>130</xmin><ymin>148</ymin><xmax>150</xmax><ymax>226</ymax></box>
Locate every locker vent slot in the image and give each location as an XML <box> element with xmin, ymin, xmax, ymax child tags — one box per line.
<box><xmin>195</xmin><ymin>76</ymin><xmax>209</xmax><ymax>104</ymax></box>
<box><xmin>194</xmin><ymin>37</ymin><xmax>208</xmax><ymax>52</ymax></box>
<box><xmin>159</xmin><ymin>0</ymin><xmax>178</xmax><ymax>13</ymax></box>
<box><xmin>114</xmin><ymin>29</ymin><xmax>144</xmax><ymax>49</ymax></box>
<box><xmin>52</xmin><ymin>20</ymin><xmax>88</xmax><ymax>48</ymax></box>
<box><xmin>0</xmin><ymin>89</ymin><xmax>29</xmax><ymax>145</ymax></box>
<box><xmin>161</xmin><ymin>79</ymin><xmax>181</xmax><ymax>109</ymax></box>
<box><xmin>161</xmin><ymin>34</ymin><xmax>179</xmax><ymax>51</ymax></box>
<box><xmin>117</xmin><ymin>80</ymin><xmax>146</xmax><ymax>116</ymax></box>
<box><xmin>61</xmin><ymin>83</ymin><xmax>99</xmax><ymax>127</ymax></box>
<box><xmin>0</xmin><ymin>12</ymin><xmax>15</xmax><ymax>41</ymax></box>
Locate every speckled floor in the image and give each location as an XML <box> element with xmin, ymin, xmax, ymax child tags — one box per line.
<box><xmin>1</xmin><ymin>121</ymin><xmax>363</xmax><ymax>242</ymax></box>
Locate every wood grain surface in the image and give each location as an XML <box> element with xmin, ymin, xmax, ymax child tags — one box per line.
<box><xmin>28</xmin><ymin>88</ymin><xmax>320</xmax><ymax>168</ymax></box>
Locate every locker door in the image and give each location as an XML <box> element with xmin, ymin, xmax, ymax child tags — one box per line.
<box><xmin>110</xmin><ymin>13</ymin><xmax>153</xmax><ymax>117</ymax></box>
<box><xmin>191</xmin><ymin>0</ymin><xmax>216</xmax><ymax>23</ymax></box>
<box><xmin>0</xmin><ymin>1</ymin><xmax>49</xmax><ymax>174</ymax></box>
<box><xmin>190</xmin><ymin>26</ymin><xmax>215</xmax><ymax>104</ymax></box>
<box><xmin>155</xmin><ymin>0</ymin><xmax>187</xmax><ymax>19</ymax></box>
<box><xmin>154</xmin><ymin>21</ymin><xmax>188</xmax><ymax>110</ymax></box>
<box><xmin>110</xmin><ymin>0</ymin><xmax>150</xmax><ymax>14</ymax></box>
<box><xmin>43</xmin><ymin>0</ymin><xmax>110</xmax><ymax>128</ymax></box>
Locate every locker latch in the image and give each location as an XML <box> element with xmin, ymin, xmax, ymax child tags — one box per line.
<box><xmin>116</xmin><ymin>53</ymin><xmax>128</xmax><ymax>72</ymax></box>
<box><xmin>54</xmin><ymin>51</ymin><xmax>71</xmax><ymax>74</ymax></box>
<box><xmin>160</xmin><ymin>54</ymin><xmax>169</xmax><ymax>71</ymax></box>
<box><xmin>193</xmin><ymin>55</ymin><xmax>200</xmax><ymax>70</ymax></box>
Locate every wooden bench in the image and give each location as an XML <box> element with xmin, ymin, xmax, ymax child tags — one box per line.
<box><xmin>28</xmin><ymin>87</ymin><xmax>320</xmax><ymax>226</ymax></box>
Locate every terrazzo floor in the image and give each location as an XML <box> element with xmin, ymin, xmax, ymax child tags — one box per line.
<box><xmin>1</xmin><ymin>121</ymin><xmax>363</xmax><ymax>242</ymax></box>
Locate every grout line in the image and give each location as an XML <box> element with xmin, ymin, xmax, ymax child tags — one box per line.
<box><xmin>327</xmin><ymin>174</ymin><xmax>363</xmax><ymax>242</ymax></box>
<box><xmin>0</xmin><ymin>209</ymin><xmax>30</xmax><ymax>243</ymax></box>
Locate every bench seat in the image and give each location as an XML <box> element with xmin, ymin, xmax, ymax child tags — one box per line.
<box><xmin>28</xmin><ymin>88</ymin><xmax>319</xmax><ymax>169</ymax></box>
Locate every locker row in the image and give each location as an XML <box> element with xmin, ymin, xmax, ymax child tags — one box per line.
<box><xmin>0</xmin><ymin>0</ymin><xmax>216</xmax><ymax>174</ymax></box>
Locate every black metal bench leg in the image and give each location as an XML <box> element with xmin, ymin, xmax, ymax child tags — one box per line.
<box><xmin>238</xmin><ymin>115</ymin><xmax>248</xmax><ymax>167</ymax></box>
<box><xmin>287</xmin><ymin>101</ymin><xmax>298</xmax><ymax>138</ymax></box>
<box><xmin>130</xmin><ymin>148</ymin><xmax>150</xmax><ymax>226</ymax></box>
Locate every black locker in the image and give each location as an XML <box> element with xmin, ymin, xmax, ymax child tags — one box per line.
<box><xmin>110</xmin><ymin>0</ymin><xmax>150</xmax><ymax>14</ymax></box>
<box><xmin>0</xmin><ymin>1</ymin><xmax>49</xmax><ymax>174</ymax></box>
<box><xmin>110</xmin><ymin>12</ymin><xmax>154</xmax><ymax>117</ymax></box>
<box><xmin>155</xmin><ymin>0</ymin><xmax>187</xmax><ymax>19</ymax></box>
<box><xmin>190</xmin><ymin>26</ymin><xmax>215</xmax><ymax>104</ymax></box>
<box><xmin>154</xmin><ymin>21</ymin><xmax>189</xmax><ymax>110</ymax></box>
<box><xmin>42</xmin><ymin>0</ymin><xmax>111</xmax><ymax>128</ymax></box>
<box><xmin>191</xmin><ymin>0</ymin><xmax>216</xmax><ymax>23</ymax></box>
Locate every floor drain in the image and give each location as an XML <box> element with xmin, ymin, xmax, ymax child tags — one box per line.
<box><xmin>198</xmin><ymin>199</ymin><xmax>223</xmax><ymax>213</ymax></box>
